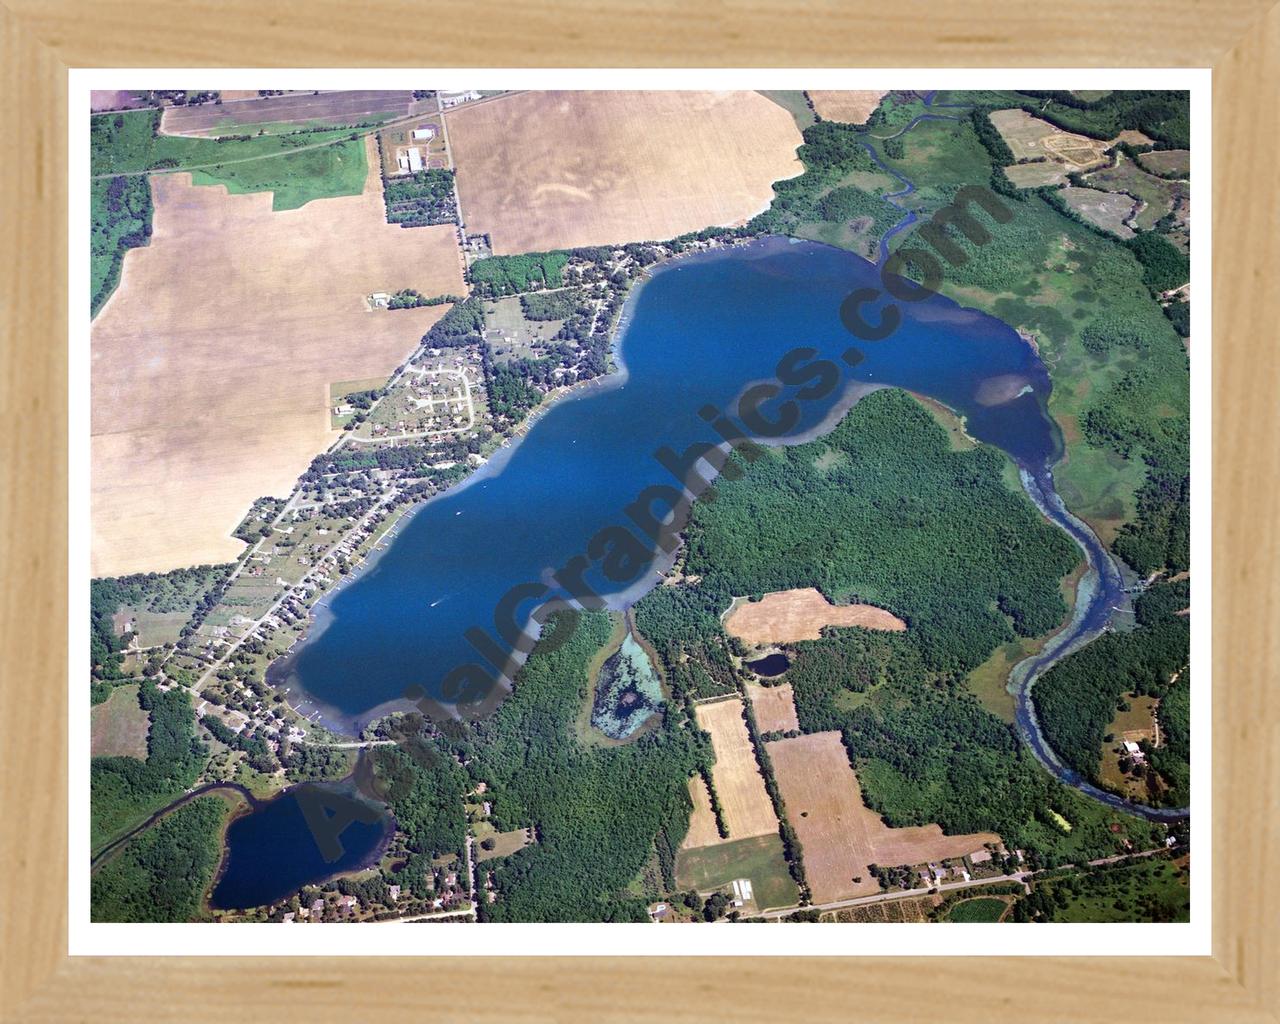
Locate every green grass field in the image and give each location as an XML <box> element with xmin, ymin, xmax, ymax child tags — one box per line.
<box><xmin>187</xmin><ymin>137</ymin><xmax>368</xmax><ymax>211</ymax></box>
<box><xmin>1031</xmin><ymin>857</ymin><xmax>1189</xmax><ymax>922</ymax></box>
<box><xmin>757</xmin><ymin>90</ymin><xmax>816</xmax><ymax>131</ymax></box>
<box><xmin>91</xmin><ymin>109</ymin><xmax>360</xmax><ymax>177</ymax></box>
<box><xmin>675</xmin><ymin>833</ymin><xmax>798</xmax><ymax>912</ymax></box>
<box><xmin>89</xmin><ymin>683</ymin><xmax>150</xmax><ymax>759</ymax></box>
<box><xmin>945</xmin><ymin>896</ymin><xmax>1007</xmax><ymax>922</ymax></box>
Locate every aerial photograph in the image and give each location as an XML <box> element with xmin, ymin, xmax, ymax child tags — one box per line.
<box><xmin>87</xmin><ymin>86</ymin><xmax>1192</xmax><ymax>928</ymax></box>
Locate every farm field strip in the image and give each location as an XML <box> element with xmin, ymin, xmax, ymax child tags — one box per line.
<box><xmin>160</xmin><ymin>90</ymin><xmax>417</xmax><ymax>136</ymax></box>
<box><xmin>446</xmin><ymin>90</ymin><xmax>804</xmax><ymax>255</ymax></box>
<box><xmin>91</xmin><ymin>135</ymin><xmax>464</xmax><ymax>575</ymax></box>
<box><xmin>744</xmin><ymin>681</ymin><xmax>800</xmax><ymax>734</ymax></box>
<box><xmin>723</xmin><ymin>587</ymin><xmax>906</xmax><ymax>645</ymax></box>
<box><xmin>690</xmin><ymin>698</ymin><xmax>778</xmax><ymax>843</ymax></box>
<box><xmin>766</xmin><ymin>731</ymin><xmax>998</xmax><ymax>904</ymax></box>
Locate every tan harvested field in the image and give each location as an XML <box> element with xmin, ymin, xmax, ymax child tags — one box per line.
<box><xmin>690</xmin><ymin>698</ymin><xmax>778</xmax><ymax>842</ymax></box>
<box><xmin>806</xmin><ymin>90</ymin><xmax>887</xmax><ymax>125</ymax></box>
<box><xmin>766</xmin><ymin>732</ymin><xmax>999</xmax><ymax>903</ymax></box>
<box><xmin>724</xmin><ymin>588</ymin><xmax>906</xmax><ymax>646</ymax></box>
<box><xmin>989</xmin><ymin>109</ymin><xmax>1112</xmax><ymax>169</ymax></box>
<box><xmin>161</xmin><ymin>90</ymin><xmax>414</xmax><ymax>136</ymax></box>
<box><xmin>1003</xmin><ymin>161</ymin><xmax>1070</xmax><ymax>188</ymax></box>
<box><xmin>91</xmin><ymin>136</ymin><xmax>464</xmax><ymax>576</ymax></box>
<box><xmin>745</xmin><ymin>681</ymin><xmax>800</xmax><ymax>734</ymax></box>
<box><xmin>1059</xmin><ymin>186</ymin><xmax>1138</xmax><ymax>238</ymax></box>
<box><xmin>681</xmin><ymin>774</ymin><xmax>725</xmax><ymax>849</ymax></box>
<box><xmin>90</xmin><ymin>684</ymin><xmax>150</xmax><ymax>759</ymax></box>
<box><xmin>447</xmin><ymin>91</ymin><xmax>803</xmax><ymax>254</ymax></box>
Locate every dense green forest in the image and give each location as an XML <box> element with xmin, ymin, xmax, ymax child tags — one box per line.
<box><xmin>1033</xmin><ymin>579</ymin><xmax>1190</xmax><ymax>806</ymax></box>
<box><xmin>91</xmin><ymin>681</ymin><xmax>208</xmax><ymax>851</ymax></box>
<box><xmin>684</xmin><ymin>390</ymin><xmax>1079</xmax><ymax>672</ymax></box>
<box><xmin>636</xmin><ymin>390</ymin><xmax>1162</xmax><ymax>866</ymax></box>
<box><xmin>450</xmin><ymin>612</ymin><xmax>705</xmax><ymax>921</ymax></box>
<box><xmin>372</xmin><ymin>735</ymin><xmax>467</xmax><ymax>888</ymax></box>
<box><xmin>890</xmin><ymin>165</ymin><xmax>1188</xmax><ymax>576</ymax></box>
<box><xmin>91</xmin><ymin>797</ymin><xmax>225</xmax><ymax>922</ymax></box>
<box><xmin>469</xmin><ymin>251</ymin><xmax>570</xmax><ymax>296</ymax></box>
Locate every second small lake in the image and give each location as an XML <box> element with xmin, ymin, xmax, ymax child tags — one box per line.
<box><xmin>746</xmin><ymin>652</ymin><xmax>792</xmax><ymax>677</ymax></box>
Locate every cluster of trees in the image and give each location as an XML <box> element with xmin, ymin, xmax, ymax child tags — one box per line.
<box><xmin>814</xmin><ymin>185</ymin><xmax>901</xmax><ymax>235</ymax></box>
<box><xmin>371</xmin><ymin>737</ymin><xmax>467</xmax><ymax>889</ymax></box>
<box><xmin>1125</xmin><ymin>232</ymin><xmax>1190</xmax><ymax>294</ymax></box>
<box><xmin>386</xmin><ymin>289</ymin><xmax>462</xmax><ymax>309</ymax></box>
<box><xmin>382</xmin><ymin>168</ymin><xmax>457</xmax><ymax>227</ymax></box>
<box><xmin>744</xmin><ymin>120</ymin><xmax>895</xmax><ymax>238</ymax></box>
<box><xmin>434</xmin><ymin>612</ymin><xmax>707</xmax><ymax>922</ymax></box>
<box><xmin>1079</xmin><ymin>315</ymin><xmax>1159</xmax><ymax>357</ymax></box>
<box><xmin>421</xmin><ymin>295</ymin><xmax>485</xmax><ymax>348</ymax></box>
<box><xmin>91</xmin><ymin>681</ymin><xmax>208</xmax><ymax>851</ymax></box>
<box><xmin>520</xmin><ymin>287</ymin><xmax>582</xmax><ymax>321</ymax></box>
<box><xmin>469</xmin><ymin>251</ymin><xmax>570</xmax><ymax>297</ymax></box>
<box><xmin>1163</xmin><ymin>299</ymin><xmax>1190</xmax><ymax>337</ymax></box>
<box><xmin>90</xmin><ymin>173</ymin><xmax>153</xmax><ymax>315</ymax></box>
<box><xmin>90</xmin><ymin>797</ymin><xmax>225</xmax><ymax>922</ymax></box>
<box><xmin>279</xmin><ymin>741</ymin><xmax>353</xmax><ymax>783</ymax></box>
<box><xmin>232</xmin><ymin>496</ymin><xmax>285</xmax><ymax>542</ymax></box>
<box><xmin>1015</xmin><ymin>90</ymin><xmax>1190</xmax><ymax>150</ymax></box>
<box><xmin>201</xmin><ymin>715</ymin><xmax>278</xmax><ymax>774</ymax></box>
<box><xmin>90</xmin><ymin>565</ymin><xmax>231</xmax><ymax>690</ymax></box>
<box><xmin>1033</xmin><ymin>579</ymin><xmax>1190</xmax><ymax>806</ymax></box>
<box><xmin>1009</xmin><ymin>856</ymin><xmax>1189</xmax><ymax>922</ymax></box>
<box><xmin>633</xmin><ymin>584</ymin><xmax>739</xmax><ymax>701</ymax></box>
<box><xmin>482</xmin><ymin>353</ymin><xmax>548</xmax><ymax>423</ymax></box>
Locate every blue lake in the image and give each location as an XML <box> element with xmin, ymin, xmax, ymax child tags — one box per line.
<box><xmin>273</xmin><ymin>237</ymin><xmax>1064</xmax><ymax>729</ymax></box>
<box><xmin>210</xmin><ymin>781</ymin><xmax>391</xmax><ymax>911</ymax></box>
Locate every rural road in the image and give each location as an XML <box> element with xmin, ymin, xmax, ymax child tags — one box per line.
<box><xmin>757</xmin><ymin>846</ymin><xmax>1173</xmax><ymax>921</ymax></box>
<box><xmin>92</xmin><ymin>91</ymin><xmax>525</xmax><ymax>181</ymax></box>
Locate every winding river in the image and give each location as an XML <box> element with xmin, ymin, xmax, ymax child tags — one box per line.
<box><xmin>859</xmin><ymin>92</ymin><xmax>1187</xmax><ymax>820</ymax></box>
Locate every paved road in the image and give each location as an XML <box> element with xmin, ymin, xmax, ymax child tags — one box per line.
<box><xmin>758</xmin><ymin>847</ymin><xmax>1173</xmax><ymax>921</ymax></box>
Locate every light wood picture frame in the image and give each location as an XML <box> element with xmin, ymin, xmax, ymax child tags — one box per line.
<box><xmin>2</xmin><ymin>2</ymin><xmax>1276</xmax><ymax>1019</ymax></box>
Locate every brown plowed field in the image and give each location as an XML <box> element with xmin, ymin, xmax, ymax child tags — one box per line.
<box><xmin>767</xmin><ymin>731</ymin><xmax>999</xmax><ymax>903</ymax></box>
<box><xmin>806</xmin><ymin>91</ymin><xmax>887</xmax><ymax>124</ymax></box>
<box><xmin>745</xmin><ymin>681</ymin><xmax>800</xmax><ymax>734</ymax></box>
<box><xmin>724</xmin><ymin>588</ymin><xmax>906</xmax><ymax>645</ymax></box>
<box><xmin>160</xmin><ymin>90</ymin><xmax>415</xmax><ymax>136</ymax></box>
<box><xmin>91</xmin><ymin>136</ymin><xmax>464</xmax><ymax>575</ymax></box>
<box><xmin>447</xmin><ymin>91</ymin><xmax>803</xmax><ymax>254</ymax></box>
